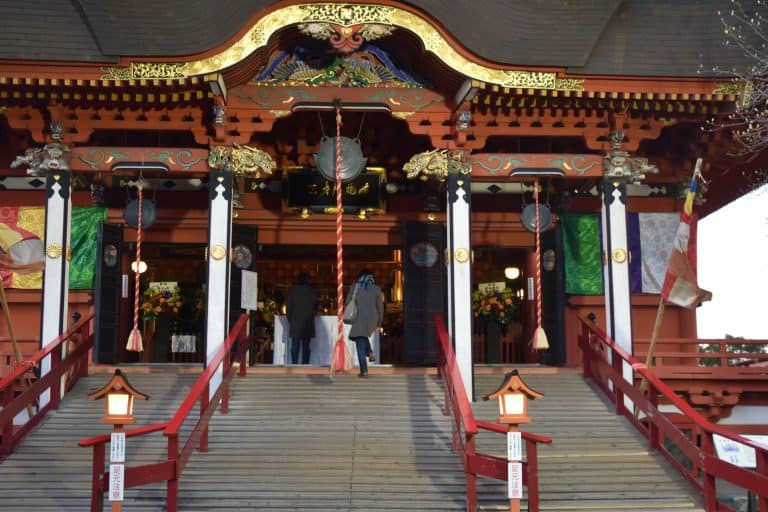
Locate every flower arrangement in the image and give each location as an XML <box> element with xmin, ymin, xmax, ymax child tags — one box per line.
<box><xmin>260</xmin><ymin>297</ymin><xmax>281</xmax><ymax>325</ymax></box>
<box><xmin>141</xmin><ymin>285</ymin><xmax>183</xmax><ymax>321</ymax></box>
<box><xmin>472</xmin><ymin>285</ymin><xmax>520</xmax><ymax>325</ymax></box>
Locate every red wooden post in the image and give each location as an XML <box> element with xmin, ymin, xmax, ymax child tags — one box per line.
<box><xmin>79</xmin><ymin>322</ymin><xmax>91</xmax><ymax>379</ymax></box>
<box><xmin>166</xmin><ymin>433</ymin><xmax>179</xmax><ymax>512</ymax></box>
<box><xmin>580</xmin><ymin>324</ymin><xmax>592</xmax><ymax>380</ymax></box>
<box><xmin>1</xmin><ymin>384</ymin><xmax>13</xmax><ymax>457</ymax></box>
<box><xmin>51</xmin><ymin>348</ymin><xmax>61</xmax><ymax>410</ymax></box>
<box><xmin>465</xmin><ymin>434</ymin><xmax>477</xmax><ymax>512</ymax></box>
<box><xmin>90</xmin><ymin>442</ymin><xmax>105</xmax><ymax>512</ymax></box>
<box><xmin>757</xmin><ymin>447</ymin><xmax>767</xmax><ymax>512</ymax></box>
<box><xmin>200</xmin><ymin>384</ymin><xmax>209</xmax><ymax>453</ymax></box>
<box><xmin>526</xmin><ymin>440</ymin><xmax>540</xmax><ymax>512</ymax></box>
<box><xmin>647</xmin><ymin>384</ymin><xmax>659</xmax><ymax>451</ymax></box>
<box><xmin>700</xmin><ymin>433</ymin><xmax>717</xmax><ymax>511</ymax></box>
<box><xmin>612</xmin><ymin>351</ymin><xmax>623</xmax><ymax>415</ymax></box>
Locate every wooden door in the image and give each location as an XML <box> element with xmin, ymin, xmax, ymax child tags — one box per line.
<box><xmin>92</xmin><ymin>222</ymin><xmax>123</xmax><ymax>364</ymax></box>
<box><xmin>402</xmin><ymin>221</ymin><xmax>445</xmax><ymax>365</ymax></box>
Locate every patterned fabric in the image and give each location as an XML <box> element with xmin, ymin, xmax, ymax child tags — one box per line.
<box><xmin>70</xmin><ymin>207</ymin><xmax>108</xmax><ymax>289</ymax></box>
<box><xmin>0</xmin><ymin>206</ymin><xmax>106</xmax><ymax>290</ymax></box>
<box><xmin>561</xmin><ymin>213</ymin><xmax>603</xmax><ymax>295</ymax></box>
<box><xmin>631</xmin><ymin>213</ymin><xmax>679</xmax><ymax>293</ymax></box>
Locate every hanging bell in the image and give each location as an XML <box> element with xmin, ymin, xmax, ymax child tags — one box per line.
<box><xmin>123</xmin><ymin>199</ymin><xmax>157</xmax><ymax>229</ymax></box>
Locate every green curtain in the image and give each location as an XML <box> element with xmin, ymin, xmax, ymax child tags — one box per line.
<box><xmin>69</xmin><ymin>207</ymin><xmax>107</xmax><ymax>289</ymax></box>
<box><xmin>561</xmin><ymin>213</ymin><xmax>603</xmax><ymax>295</ymax></box>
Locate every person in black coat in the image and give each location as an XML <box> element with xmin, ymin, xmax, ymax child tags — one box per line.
<box><xmin>286</xmin><ymin>272</ymin><xmax>319</xmax><ymax>364</ymax></box>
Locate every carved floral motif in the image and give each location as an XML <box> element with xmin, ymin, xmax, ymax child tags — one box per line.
<box><xmin>208</xmin><ymin>144</ymin><xmax>276</xmax><ymax>178</ymax></box>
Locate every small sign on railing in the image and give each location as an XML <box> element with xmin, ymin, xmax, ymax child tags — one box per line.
<box><xmin>713</xmin><ymin>434</ymin><xmax>768</xmax><ymax>468</ymax></box>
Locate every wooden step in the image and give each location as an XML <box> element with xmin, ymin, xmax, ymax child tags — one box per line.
<box><xmin>0</xmin><ymin>369</ymin><xmax>707</xmax><ymax>511</ymax></box>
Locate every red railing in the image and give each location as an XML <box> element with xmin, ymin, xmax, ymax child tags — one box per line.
<box><xmin>434</xmin><ymin>314</ymin><xmax>552</xmax><ymax>512</ymax></box>
<box><xmin>79</xmin><ymin>313</ymin><xmax>250</xmax><ymax>512</ymax></box>
<box><xmin>578</xmin><ymin>316</ymin><xmax>768</xmax><ymax>512</ymax></box>
<box><xmin>0</xmin><ymin>311</ymin><xmax>93</xmax><ymax>460</ymax></box>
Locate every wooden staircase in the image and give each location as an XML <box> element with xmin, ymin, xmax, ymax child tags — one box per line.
<box><xmin>0</xmin><ymin>368</ymin><xmax>703</xmax><ymax>511</ymax></box>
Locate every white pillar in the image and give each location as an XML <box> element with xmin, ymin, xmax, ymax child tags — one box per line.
<box><xmin>205</xmin><ymin>167</ymin><xmax>233</xmax><ymax>397</ymax></box>
<box><xmin>39</xmin><ymin>170</ymin><xmax>72</xmax><ymax>408</ymax></box>
<box><xmin>600</xmin><ymin>177</ymin><xmax>634</xmax><ymax>406</ymax></box>
<box><xmin>447</xmin><ymin>170</ymin><xmax>474</xmax><ymax>401</ymax></box>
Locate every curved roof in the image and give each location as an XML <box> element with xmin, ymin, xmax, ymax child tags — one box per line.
<box><xmin>0</xmin><ymin>0</ymin><xmax>750</xmax><ymax>77</ymax></box>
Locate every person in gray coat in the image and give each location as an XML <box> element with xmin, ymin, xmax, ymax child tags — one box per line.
<box><xmin>286</xmin><ymin>272</ymin><xmax>319</xmax><ymax>364</ymax></box>
<box><xmin>346</xmin><ymin>268</ymin><xmax>383</xmax><ymax>377</ymax></box>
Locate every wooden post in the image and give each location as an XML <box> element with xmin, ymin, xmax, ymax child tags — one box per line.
<box><xmin>634</xmin><ymin>300</ymin><xmax>665</xmax><ymax>417</ymax></box>
<box><xmin>0</xmin><ymin>281</ymin><xmax>35</xmax><ymax>419</ymax></box>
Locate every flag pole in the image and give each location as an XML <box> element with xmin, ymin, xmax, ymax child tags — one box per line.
<box><xmin>634</xmin><ymin>157</ymin><xmax>703</xmax><ymax>418</ymax></box>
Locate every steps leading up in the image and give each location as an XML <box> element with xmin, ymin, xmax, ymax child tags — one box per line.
<box><xmin>0</xmin><ymin>368</ymin><xmax>704</xmax><ymax>511</ymax></box>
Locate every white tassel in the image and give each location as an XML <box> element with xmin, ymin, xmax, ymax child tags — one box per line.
<box><xmin>531</xmin><ymin>326</ymin><xmax>549</xmax><ymax>350</ymax></box>
<box><xmin>126</xmin><ymin>327</ymin><xmax>144</xmax><ymax>352</ymax></box>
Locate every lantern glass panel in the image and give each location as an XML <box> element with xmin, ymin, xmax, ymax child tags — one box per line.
<box><xmin>107</xmin><ymin>392</ymin><xmax>131</xmax><ymax>417</ymax></box>
<box><xmin>502</xmin><ymin>392</ymin><xmax>525</xmax><ymax>416</ymax></box>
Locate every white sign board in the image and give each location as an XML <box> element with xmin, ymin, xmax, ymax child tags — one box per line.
<box><xmin>713</xmin><ymin>434</ymin><xmax>768</xmax><ymax>468</ymax></box>
<box><xmin>507</xmin><ymin>431</ymin><xmax>522</xmax><ymax>461</ymax></box>
<box><xmin>148</xmin><ymin>281</ymin><xmax>178</xmax><ymax>294</ymax></box>
<box><xmin>478</xmin><ymin>282</ymin><xmax>506</xmax><ymax>294</ymax></box>
<box><xmin>109</xmin><ymin>463</ymin><xmax>124</xmax><ymax>501</ymax></box>
<box><xmin>527</xmin><ymin>277</ymin><xmax>535</xmax><ymax>301</ymax></box>
<box><xmin>110</xmin><ymin>432</ymin><xmax>125</xmax><ymax>463</ymax></box>
<box><xmin>240</xmin><ymin>270</ymin><xmax>258</xmax><ymax>311</ymax></box>
<box><xmin>507</xmin><ymin>462</ymin><xmax>523</xmax><ymax>499</ymax></box>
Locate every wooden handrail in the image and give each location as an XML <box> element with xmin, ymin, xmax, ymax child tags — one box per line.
<box><xmin>78</xmin><ymin>312</ymin><xmax>250</xmax><ymax>512</ymax></box>
<box><xmin>577</xmin><ymin>315</ymin><xmax>768</xmax><ymax>511</ymax></box>
<box><xmin>1</xmin><ymin>311</ymin><xmax>93</xmax><ymax>460</ymax></box>
<box><xmin>165</xmin><ymin>313</ymin><xmax>248</xmax><ymax>435</ymax></box>
<box><xmin>433</xmin><ymin>313</ymin><xmax>552</xmax><ymax>512</ymax></box>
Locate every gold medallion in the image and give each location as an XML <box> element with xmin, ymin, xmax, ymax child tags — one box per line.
<box><xmin>455</xmin><ymin>248</ymin><xmax>470</xmax><ymax>263</ymax></box>
<box><xmin>46</xmin><ymin>243</ymin><xmax>62</xmax><ymax>259</ymax></box>
<box><xmin>612</xmin><ymin>248</ymin><xmax>628</xmax><ymax>264</ymax></box>
<box><xmin>210</xmin><ymin>244</ymin><xmax>227</xmax><ymax>260</ymax></box>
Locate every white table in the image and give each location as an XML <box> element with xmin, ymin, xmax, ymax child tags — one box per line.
<box><xmin>273</xmin><ymin>315</ymin><xmax>379</xmax><ymax>366</ymax></box>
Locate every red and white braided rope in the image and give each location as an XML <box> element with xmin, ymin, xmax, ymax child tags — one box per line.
<box><xmin>534</xmin><ymin>179</ymin><xmax>543</xmax><ymax>330</ymax></box>
<box><xmin>335</xmin><ymin>107</ymin><xmax>344</xmax><ymax>358</ymax></box>
<box><xmin>127</xmin><ymin>178</ymin><xmax>144</xmax><ymax>351</ymax></box>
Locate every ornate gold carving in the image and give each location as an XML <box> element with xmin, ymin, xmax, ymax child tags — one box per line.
<box><xmin>455</xmin><ymin>248</ymin><xmax>470</xmax><ymax>263</ymax></box>
<box><xmin>66</xmin><ymin>246</ymin><xmax>72</xmax><ymax>262</ymax></box>
<box><xmin>391</xmin><ymin>111</ymin><xmax>414</xmax><ymax>120</ymax></box>
<box><xmin>359</xmin><ymin>23</ymin><xmax>395</xmax><ymax>41</ymax></box>
<box><xmin>100</xmin><ymin>66</ymin><xmax>132</xmax><ymax>80</ymax></box>
<box><xmin>713</xmin><ymin>80</ymin><xmax>747</xmax><ymax>96</ymax></box>
<box><xmin>46</xmin><ymin>243</ymin><xmax>62</xmax><ymax>259</ymax></box>
<box><xmin>403</xmin><ymin>149</ymin><xmax>470</xmax><ymax>181</ymax></box>
<box><xmin>94</xmin><ymin>4</ymin><xmax>583</xmax><ymax>91</ymax></box>
<box><xmin>404</xmin><ymin>149</ymin><xmax>449</xmax><ymax>181</ymax></box>
<box><xmin>298</xmin><ymin>4</ymin><xmax>395</xmax><ymax>25</ymax></box>
<box><xmin>298</xmin><ymin>22</ymin><xmax>335</xmax><ymax>40</ymax></box>
<box><xmin>208</xmin><ymin>144</ymin><xmax>276</xmax><ymax>178</ymax></box>
<box><xmin>269</xmin><ymin>110</ymin><xmax>291</xmax><ymax>118</ymax></box>
<box><xmin>612</xmin><ymin>248</ymin><xmax>628</xmax><ymax>264</ymax></box>
<box><xmin>210</xmin><ymin>245</ymin><xmax>226</xmax><ymax>260</ymax></box>
<box><xmin>100</xmin><ymin>63</ymin><xmax>185</xmax><ymax>80</ymax></box>
<box><xmin>555</xmin><ymin>77</ymin><xmax>585</xmax><ymax>91</ymax></box>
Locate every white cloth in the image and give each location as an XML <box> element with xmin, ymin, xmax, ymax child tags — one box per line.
<box><xmin>273</xmin><ymin>315</ymin><xmax>379</xmax><ymax>366</ymax></box>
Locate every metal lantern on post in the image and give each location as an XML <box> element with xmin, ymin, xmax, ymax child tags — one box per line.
<box><xmin>89</xmin><ymin>369</ymin><xmax>149</xmax><ymax>511</ymax></box>
<box><xmin>485</xmin><ymin>370</ymin><xmax>544</xmax><ymax>512</ymax></box>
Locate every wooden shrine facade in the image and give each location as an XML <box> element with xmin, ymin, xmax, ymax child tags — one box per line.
<box><xmin>0</xmin><ymin>0</ymin><xmax>766</xmax><ymax>418</ymax></box>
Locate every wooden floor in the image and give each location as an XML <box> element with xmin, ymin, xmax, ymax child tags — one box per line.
<box><xmin>0</xmin><ymin>366</ymin><xmax>704</xmax><ymax>511</ymax></box>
